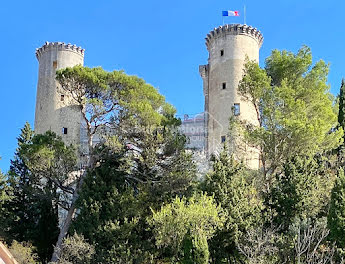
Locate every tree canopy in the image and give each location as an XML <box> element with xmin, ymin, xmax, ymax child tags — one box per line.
<box><xmin>238</xmin><ymin>46</ymin><xmax>342</xmax><ymax>179</ymax></box>
<box><xmin>4</xmin><ymin>46</ymin><xmax>345</xmax><ymax>264</ymax></box>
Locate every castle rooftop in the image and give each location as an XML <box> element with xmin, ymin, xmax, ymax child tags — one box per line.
<box><xmin>205</xmin><ymin>24</ymin><xmax>263</xmax><ymax>49</ymax></box>
<box><xmin>35</xmin><ymin>41</ymin><xmax>85</xmax><ymax>60</ymax></box>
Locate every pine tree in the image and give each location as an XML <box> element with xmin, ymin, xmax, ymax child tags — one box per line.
<box><xmin>328</xmin><ymin>169</ymin><xmax>345</xmax><ymax>248</ymax></box>
<box><xmin>201</xmin><ymin>147</ymin><xmax>264</xmax><ymax>263</ymax></box>
<box><xmin>6</xmin><ymin>123</ymin><xmax>60</xmax><ymax>262</ymax></box>
<box><xmin>238</xmin><ymin>46</ymin><xmax>342</xmax><ymax>180</ymax></box>
<box><xmin>72</xmin><ymin>126</ymin><xmax>196</xmax><ymax>263</ymax></box>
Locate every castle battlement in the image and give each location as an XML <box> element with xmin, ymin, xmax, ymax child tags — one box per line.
<box><xmin>35</xmin><ymin>41</ymin><xmax>85</xmax><ymax>60</ymax></box>
<box><xmin>205</xmin><ymin>24</ymin><xmax>263</xmax><ymax>49</ymax></box>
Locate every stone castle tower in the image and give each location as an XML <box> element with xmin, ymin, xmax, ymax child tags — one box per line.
<box><xmin>199</xmin><ymin>24</ymin><xmax>263</xmax><ymax>169</ymax></box>
<box><xmin>35</xmin><ymin>42</ymin><xmax>85</xmax><ymax>146</ymax></box>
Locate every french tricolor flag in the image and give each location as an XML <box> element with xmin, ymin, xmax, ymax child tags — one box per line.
<box><xmin>222</xmin><ymin>10</ymin><xmax>240</xmax><ymax>16</ymax></box>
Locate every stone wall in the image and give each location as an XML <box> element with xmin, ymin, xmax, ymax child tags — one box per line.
<box><xmin>35</xmin><ymin>42</ymin><xmax>84</xmax><ymax>146</ymax></box>
<box><xmin>200</xmin><ymin>24</ymin><xmax>263</xmax><ymax>169</ymax></box>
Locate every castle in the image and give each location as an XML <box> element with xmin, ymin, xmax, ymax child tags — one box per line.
<box><xmin>34</xmin><ymin>24</ymin><xmax>263</xmax><ymax>169</ymax></box>
<box><xmin>35</xmin><ymin>42</ymin><xmax>84</xmax><ymax>146</ymax></box>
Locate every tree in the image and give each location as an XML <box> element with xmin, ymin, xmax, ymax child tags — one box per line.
<box><xmin>8</xmin><ymin>240</ymin><xmax>39</xmax><ymax>264</ymax></box>
<box><xmin>337</xmin><ymin>79</ymin><xmax>345</xmax><ymax>164</ymax></box>
<box><xmin>5</xmin><ymin>123</ymin><xmax>38</xmax><ymax>244</ymax></box>
<box><xmin>269</xmin><ymin>156</ymin><xmax>335</xmax><ymax>230</ymax></box>
<box><xmin>21</xmin><ymin>131</ymin><xmax>77</xmax><ymax>262</ymax></box>
<box><xmin>0</xmin><ymin>170</ymin><xmax>9</xmax><ymax>208</ymax></box>
<box><xmin>0</xmin><ymin>168</ymin><xmax>11</xmax><ymax>239</ymax></box>
<box><xmin>72</xmin><ymin>117</ymin><xmax>196</xmax><ymax>262</ymax></box>
<box><xmin>71</xmin><ymin>147</ymin><xmax>153</xmax><ymax>263</ymax></box>
<box><xmin>338</xmin><ymin>79</ymin><xmax>345</xmax><ymax>130</ymax></box>
<box><xmin>5</xmin><ymin>127</ymin><xmax>71</xmax><ymax>262</ymax></box>
<box><xmin>53</xmin><ymin>66</ymin><xmax>195</xmax><ymax>261</ymax></box>
<box><xmin>50</xmin><ymin>233</ymin><xmax>95</xmax><ymax>264</ymax></box>
<box><xmin>237</xmin><ymin>227</ymin><xmax>279</xmax><ymax>264</ymax></box>
<box><xmin>289</xmin><ymin>218</ymin><xmax>335</xmax><ymax>264</ymax></box>
<box><xmin>328</xmin><ymin>169</ymin><xmax>345</xmax><ymax>249</ymax></box>
<box><xmin>149</xmin><ymin>193</ymin><xmax>225</xmax><ymax>264</ymax></box>
<box><xmin>238</xmin><ymin>46</ymin><xmax>342</xmax><ymax>184</ymax></box>
<box><xmin>201</xmin><ymin>147</ymin><xmax>264</xmax><ymax>263</ymax></box>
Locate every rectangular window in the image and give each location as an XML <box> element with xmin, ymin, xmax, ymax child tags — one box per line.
<box><xmin>233</xmin><ymin>103</ymin><xmax>240</xmax><ymax>116</ymax></box>
<box><xmin>221</xmin><ymin>135</ymin><xmax>226</xmax><ymax>143</ymax></box>
<box><xmin>220</xmin><ymin>49</ymin><xmax>224</xmax><ymax>56</ymax></box>
<box><xmin>62</xmin><ymin>127</ymin><xmax>68</xmax><ymax>134</ymax></box>
<box><xmin>53</xmin><ymin>61</ymin><xmax>57</xmax><ymax>69</ymax></box>
<box><xmin>60</xmin><ymin>94</ymin><xmax>65</xmax><ymax>101</ymax></box>
<box><xmin>222</xmin><ymin>82</ymin><xmax>226</xmax><ymax>89</ymax></box>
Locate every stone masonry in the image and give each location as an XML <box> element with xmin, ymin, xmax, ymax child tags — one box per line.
<box><xmin>34</xmin><ymin>24</ymin><xmax>263</xmax><ymax>170</ymax></box>
<box><xmin>35</xmin><ymin>42</ymin><xmax>84</xmax><ymax>146</ymax></box>
<box><xmin>199</xmin><ymin>24</ymin><xmax>263</xmax><ymax>169</ymax></box>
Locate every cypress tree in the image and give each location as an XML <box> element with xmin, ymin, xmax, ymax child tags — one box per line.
<box><xmin>201</xmin><ymin>147</ymin><xmax>264</xmax><ymax>263</ymax></box>
<box><xmin>6</xmin><ymin>122</ymin><xmax>36</xmax><ymax>242</ymax></box>
<box><xmin>269</xmin><ymin>156</ymin><xmax>332</xmax><ymax>230</ymax></box>
<box><xmin>338</xmin><ymin>79</ymin><xmax>345</xmax><ymax>164</ymax></box>
<box><xmin>338</xmin><ymin>79</ymin><xmax>345</xmax><ymax>129</ymax></box>
<box><xmin>328</xmin><ymin>169</ymin><xmax>345</xmax><ymax>248</ymax></box>
<box><xmin>6</xmin><ymin>123</ymin><xmax>59</xmax><ymax>262</ymax></box>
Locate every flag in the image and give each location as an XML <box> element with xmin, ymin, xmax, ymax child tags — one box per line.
<box><xmin>222</xmin><ymin>10</ymin><xmax>239</xmax><ymax>16</ymax></box>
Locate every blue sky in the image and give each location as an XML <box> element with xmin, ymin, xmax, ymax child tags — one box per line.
<box><xmin>1</xmin><ymin>0</ymin><xmax>344</xmax><ymax>172</ymax></box>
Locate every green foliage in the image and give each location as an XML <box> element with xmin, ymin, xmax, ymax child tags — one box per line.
<box><xmin>56</xmin><ymin>66</ymin><xmax>175</xmax><ymax>135</ymax></box>
<box><xmin>4</xmin><ymin>123</ymin><xmax>38</xmax><ymax>243</ymax></box>
<box><xmin>0</xmin><ymin>170</ymin><xmax>11</xmax><ymax>238</ymax></box>
<box><xmin>51</xmin><ymin>233</ymin><xmax>95</xmax><ymax>264</ymax></box>
<box><xmin>4</xmin><ymin>125</ymin><xmax>70</xmax><ymax>262</ymax></box>
<box><xmin>55</xmin><ymin>65</ymin><xmax>196</xmax><ymax>263</ymax></box>
<box><xmin>201</xmin><ymin>147</ymin><xmax>264</xmax><ymax>262</ymax></box>
<box><xmin>288</xmin><ymin>217</ymin><xmax>334</xmax><ymax>264</ymax></box>
<box><xmin>53</xmin><ymin>66</ymin><xmax>180</xmax><ymax>261</ymax></box>
<box><xmin>338</xmin><ymin>79</ymin><xmax>345</xmax><ymax>129</ymax></box>
<box><xmin>4</xmin><ymin>122</ymin><xmax>33</xmax><ymax>212</ymax></box>
<box><xmin>71</xmin><ymin>150</ymin><xmax>152</xmax><ymax>263</ymax></box>
<box><xmin>328</xmin><ymin>169</ymin><xmax>345</xmax><ymax>248</ymax></box>
<box><xmin>149</xmin><ymin>193</ymin><xmax>225</xmax><ymax>263</ymax></box>
<box><xmin>0</xmin><ymin>171</ymin><xmax>9</xmax><ymax>207</ymax></box>
<box><xmin>8</xmin><ymin>240</ymin><xmax>39</xmax><ymax>264</ymax></box>
<box><xmin>20</xmin><ymin>130</ymin><xmax>77</xmax><ymax>261</ymax></box>
<box><xmin>22</xmin><ymin>131</ymin><xmax>77</xmax><ymax>180</ymax></box>
<box><xmin>237</xmin><ymin>227</ymin><xmax>279</xmax><ymax>264</ymax></box>
<box><xmin>34</xmin><ymin>194</ymin><xmax>59</xmax><ymax>262</ymax></box>
<box><xmin>238</xmin><ymin>46</ymin><xmax>343</xmax><ymax>178</ymax></box>
<box><xmin>337</xmin><ymin>79</ymin><xmax>345</xmax><ymax>165</ymax></box>
<box><xmin>73</xmin><ymin>144</ymin><xmax>195</xmax><ymax>263</ymax></box>
<box><xmin>181</xmin><ymin>232</ymin><xmax>209</xmax><ymax>264</ymax></box>
<box><xmin>5</xmin><ymin>48</ymin><xmax>343</xmax><ymax>263</ymax></box>
<box><xmin>269</xmin><ymin>156</ymin><xmax>335</xmax><ymax>230</ymax></box>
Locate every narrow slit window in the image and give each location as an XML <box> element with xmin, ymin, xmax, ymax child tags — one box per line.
<box><xmin>53</xmin><ymin>61</ymin><xmax>57</xmax><ymax>69</ymax></box>
<box><xmin>233</xmin><ymin>103</ymin><xmax>240</xmax><ymax>116</ymax></box>
<box><xmin>62</xmin><ymin>127</ymin><xmax>68</xmax><ymax>134</ymax></box>
<box><xmin>222</xmin><ymin>82</ymin><xmax>226</xmax><ymax>89</ymax></box>
<box><xmin>221</xmin><ymin>135</ymin><xmax>226</xmax><ymax>143</ymax></box>
<box><xmin>60</xmin><ymin>94</ymin><xmax>65</xmax><ymax>101</ymax></box>
<box><xmin>220</xmin><ymin>49</ymin><xmax>224</xmax><ymax>56</ymax></box>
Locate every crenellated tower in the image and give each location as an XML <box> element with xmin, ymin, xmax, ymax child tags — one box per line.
<box><xmin>199</xmin><ymin>24</ymin><xmax>263</xmax><ymax>169</ymax></box>
<box><xmin>35</xmin><ymin>42</ymin><xmax>85</xmax><ymax>146</ymax></box>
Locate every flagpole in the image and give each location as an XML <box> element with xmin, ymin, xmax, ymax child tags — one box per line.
<box><xmin>244</xmin><ymin>5</ymin><xmax>246</xmax><ymax>25</ymax></box>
